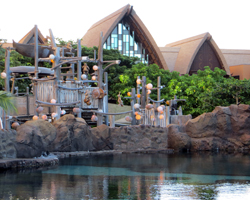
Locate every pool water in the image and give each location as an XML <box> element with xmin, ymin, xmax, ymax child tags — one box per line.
<box><xmin>1</xmin><ymin>152</ymin><xmax>250</xmax><ymax>199</ymax></box>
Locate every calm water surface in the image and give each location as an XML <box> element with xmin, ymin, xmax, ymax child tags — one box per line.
<box><xmin>1</xmin><ymin>152</ymin><xmax>250</xmax><ymax>200</ymax></box>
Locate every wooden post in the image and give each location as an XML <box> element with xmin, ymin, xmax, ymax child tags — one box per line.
<box><xmin>34</xmin><ymin>25</ymin><xmax>39</xmax><ymax>79</ymax></box>
<box><xmin>104</xmin><ymin>72</ymin><xmax>108</xmax><ymax>125</ymax></box>
<box><xmin>131</xmin><ymin>88</ymin><xmax>136</xmax><ymax>125</ymax></box>
<box><xmin>97</xmin><ymin>32</ymin><xmax>104</xmax><ymax>126</ymax></box>
<box><xmin>77</xmin><ymin>39</ymin><xmax>82</xmax><ymax>118</ymax></box>
<box><xmin>4</xmin><ymin>49</ymin><xmax>10</xmax><ymax>130</ymax></box>
<box><xmin>53</xmin><ymin>48</ymin><xmax>61</xmax><ymax>120</ymax></box>
<box><xmin>109</xmin><ymin>115</ymin><xmax>115</xmax><ymax>128</ymax></box>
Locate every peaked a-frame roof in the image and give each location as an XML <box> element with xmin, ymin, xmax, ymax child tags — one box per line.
<box><xmin>81</xmin><ymin>4</ymin><xmax>168</xmax><ymax>70</ymax></box>
<box><xmin>18</xmin><ymin>26</ymin><xmax>47</xmax><ymax>44</ymax></box>
<box><xmin>165</xmin><ymin>32</ymin><xmax>230</xmax><ymax>75</ymax></box>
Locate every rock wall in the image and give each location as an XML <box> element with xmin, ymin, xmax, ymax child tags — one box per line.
<box><xmin>2</xmin><ymin>104</ymin><xmax>250</xmax><ymax>159</ymax></box>
<box><xmin>0</xmin><ymin>129</ymin><xmax>16</xmax><ymax>158</ymax></box>
<box><xmin>169</xmin><ymin>104</ymin><xmax>250</xmax><ymax>152</ymax></box>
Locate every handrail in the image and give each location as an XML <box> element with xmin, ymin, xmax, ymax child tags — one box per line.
<box><xmin>148</xmin><ymin>97</ymin><xmax>165</xmax><ymax>103</ymax></box>
<box><xmin>90</xmin><ymin>110</ymin><xmax>132</xmax><ymax>116</ymax></box>
<box><xmin>36</xmin><ymin>100</ymin><xmax>80</xmax><ymax>106</ymax></box>
<box><xmin>57</xmin><ymin>85</ymin><xmax>83</xmax><ymax>90</ymax></box>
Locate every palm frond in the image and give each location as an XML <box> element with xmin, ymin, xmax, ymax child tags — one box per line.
<box><xmin>0</xmin><ymin>91</ymin><xmax>17</xmax><ymax>113</ymax></box>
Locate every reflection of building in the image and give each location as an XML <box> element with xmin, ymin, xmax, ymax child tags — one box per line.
<box><xmin>81</xmin><ymin>4</ymin><xmax>250</xmax><ymax>80</ymax></box>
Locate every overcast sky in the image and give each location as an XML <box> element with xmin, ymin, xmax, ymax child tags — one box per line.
<box><xmin>1</xmin><ymin>0</ymin><xmax>249</xmax><ymax>50</ymax></box>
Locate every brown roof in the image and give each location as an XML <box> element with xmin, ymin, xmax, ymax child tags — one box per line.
<box><xmin>165</xmin><ymin>32</ymin><xmax>230</xmax><ymax>75</ymax></box>
<box><xmin>18</xmin><ymin>27</ymin><xmax>47</xmax><ymax>44</ymax></box>
<box><xmin>81</xmin><ymin>4</ymin><xmax>168</xmax><ymax>70</ymax></box>
<box><xmin>221</xmin><ymin>49</ymin><xmax>250</xmax><ymax>67</ymax></box>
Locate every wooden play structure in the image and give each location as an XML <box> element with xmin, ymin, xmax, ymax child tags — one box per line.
<box><xmin>1</xmin><ymin>25</ymin><xmax>187</xmax><ymax>130</ymax></box>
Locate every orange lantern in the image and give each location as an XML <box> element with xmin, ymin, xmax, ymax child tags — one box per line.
<box><xmin>137</xmin><ymin>94</ymin><xmax>141</xmax><ymax>98</ymax></box>
<box><xmin>159</xmin><ymin>115</ymin><xmax>164</xmax><ymax>120</ymax></box>
<box><xmin>127</xmin><ymin>92</ymin><xmax>131</xmax><ymax>96</ymax></box>
<box><xmin>166</xmin><ymin>101</ymin><xmax>170</xmax><ymax>105</ymax></box>
<box><xmin>136</xmin><ymin>114</ymin><xmax>141</xmax><ymax>120</ymax></box>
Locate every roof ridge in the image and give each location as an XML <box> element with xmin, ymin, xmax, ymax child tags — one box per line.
<box><xmin>165</xmin><ymin>32</ymin><xmax>209</xmax><ymax>47</ymax></box>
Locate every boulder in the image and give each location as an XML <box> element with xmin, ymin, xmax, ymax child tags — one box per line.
<box><xmin>51</xmin><ymin>114</ymin><xmax>95</xmax><ymax>152</ymax></box>
<box><xmin>0</xmin><ymin>129</ymin><xmax>17</xmax><ymax>158</ymax></box>
<box><xmin>169</xmin><ymin>105</ymin><xmax>250</xmax><ymax>152</ymax></box>
<box><xmin>15</xmin><ymin>119</ymin><xmax>56</xmax><ymax>158</ymax></box>
<box><xmin>91</xmin><ymin>124</ymin><xmax>112</xmax><ymax>150</ymax></box>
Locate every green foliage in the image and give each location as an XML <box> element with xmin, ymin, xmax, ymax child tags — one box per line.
<box><xmin>0</xmin><ymin>91</ymin><xmax>17</xmax><ymax>113</ymax></box>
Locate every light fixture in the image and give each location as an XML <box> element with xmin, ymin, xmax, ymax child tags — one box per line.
<box><xmin>146</xmin><ymin>83</ymin><xmax>153</xmax><ymax>90</ymax></box>
<box><xmin>147</xmin><ymin>90</ymin><xmax>151</xmax><ymax>94</ymax></box>
<box><xmin>159</xmin><ymin>114</ymin><xmax>164</xmax><ymax>120</ymax></box>
<box><xmin>51</xmin><ymin>112</ymin><xmax>58</xmax><ymax>118</ymax></box>
<box><xmin>42</xmin><ymin>115</ymin><xmax>47</xmax><ymax>120</ymax></box>
<box><xmin>49</xmin><ymin>54</ymin><xmax>55</xmax><ymax>60</ymax></box>
<box><xmin>11</xmin><ymin>122</ymin><xmax>20</xmax><ymax>129</ymax></box>
<box><xmin>134</xmin><ymin>103</ymin><xmax>140</xmax><ymax>109</ymax></box>
<box><xmin>50</xmin><ymin>99</ymin><xmax>56</xmax><ymax>104</ymax></box>
<box><xmin>92</xmin><ymin>75</ymin><xmax>96</xmax><ymax>81</ymax></box>
<box><xmin>136</xmin><ymin>78</ymin><xmax>141</xmax><ymax>85</ymax></box>
<box><xmin>115</xmin><ymin>60</ymin><xmax>121</xmax><ymax>64</ymax></box>
<box><xmin>137</xmin><ymin>94</ymin><xmax>141</xmax><ymax>98</ymax></box>
<box><xmin>91</xmin><ymin>115</ymin><xmax>98</xmax><ymax>121</ymax></box>
<box><xmin>127</xmin><ymin>92</ymin><xmax>131</xmax><ymax>96</ymax></box>
<box><xmin>157</xmin><ymin>106</ymin><xmax>163</xmax><ymax>112</ymax></box>
<box><xmin>125</xmin><ymin>116</ymin><xmax>132</xmax><ymax>122</ymax></box>
<box><xmin>135</xmin><ymin>114</ymin><xmax>141</xmax><ymax>120</ymax></box>
<box><xmin>61</xmin><ymin>110</ymin><xmax>66</xmax><ymax>115</ymax></box>
<box><xmin>1</xmin><ymin>72</ymin><xmax>6</xmax><ymax>79</ymax></box>
<box><xmin>36</xmin><ymin>106</ymin><xmax>43</xmax><ymax>113</ymax></box>
<box><xmin>73</xmin><ymin>107</ymin><xmax>81</xmax><ymax>113</ymax></box>
<box><xmin>93</xmin><ymin>65</ymin><xmax>98</xmax><ymax>71</ymax></box>
<box><xmin>81</xmin><ymin>74</ymin><xmax>87</xmax><ymax>80</ymax></box>
<box><xmin>33</xmin><ymin>115</ymin><xmax>38</xmax><ymax>120</ymax></box>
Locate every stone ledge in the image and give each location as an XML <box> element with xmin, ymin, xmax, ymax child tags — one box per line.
<box><xmin>0</xmin><ymin>157</ymin><xmax>59</xmax><ymax>171</ymax></box>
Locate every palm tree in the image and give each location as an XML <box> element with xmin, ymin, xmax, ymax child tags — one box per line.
<box><xmin>0</xmin><ymin>91</ymin><xmax>17</xmax><ymax>113</ymax></box>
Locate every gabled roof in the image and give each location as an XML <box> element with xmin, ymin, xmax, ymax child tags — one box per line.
<box><xmin>81</xmin><ymin>4</ymin><xmax>168</xmax><ymax>70</ymax></box>
<box><xmin>165</xmin><ymin>32</ymin><xmax>230</xmax><ymax>75</ymax></box>
<box><xmin>18</xmin><ymin>27</ymin><xmax>47</xmax><ymax>44</ymax></box>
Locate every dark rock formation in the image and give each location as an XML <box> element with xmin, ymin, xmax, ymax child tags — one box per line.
<box><xmin>51</xmin><ymin>114</ymin><xmax>95</xmax><ymax>152</ymax></box>
<box><xmin>169</xmin><ymin>104</ymin><xmax>250</xmax><ymax>152</ymax></box>
<box><xmin>0</xmin><ymin>129</ymin><xmax>17</xmax><ymax>158</ymax></box>
<box><xmin>109</xmin><ymin>124</ymin><xmax>168</xmax><ymax>151</ymax></box>
<box><xmin>91</xmin><ymin>124</ymin><xmax>113</xmax><ymax>150</ymax></box>
<box><xmin>15</xmin><ymin>119</ymin><xmax>56</xmax><ymax>158</ymax></box>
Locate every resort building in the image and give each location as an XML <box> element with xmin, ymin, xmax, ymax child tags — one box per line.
<box><xmin>81</xmin><ymin>4</ymin><xmax>250</xmax><ymax>80</ymax></box>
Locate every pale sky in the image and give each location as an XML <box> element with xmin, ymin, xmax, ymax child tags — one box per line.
<box><xmin>1</xmin><ymin>0</ymin><xmax>250</xmax><ymax>50</ymax></box>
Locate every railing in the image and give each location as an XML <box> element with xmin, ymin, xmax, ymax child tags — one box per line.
<box><xmin>36</xmin><ymin>80</ymin><xmax>98</xmax><ymax>109</ymax></box>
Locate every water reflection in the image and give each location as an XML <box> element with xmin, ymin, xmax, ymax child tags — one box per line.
<box><xmin>0</xmin><ymin>152</ymin><xmax>250</xmax><ymax>199</ymax></box>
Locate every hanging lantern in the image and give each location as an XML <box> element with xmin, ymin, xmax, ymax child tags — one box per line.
<box><xmin>92</xmin><ymin>75</ymin><xmax>96</xmax><ymax>81</ymax></box>
<box><xmin>137</xmin><ymin>94</ymin><xmax>141</xmax><ymax>98</ymax></box>
<box><xmin>135</xmin><ymin>114</ymin><xmax>142</xmax><ymax>120</ymax></box>
<box><xmin>91</xmin><ymin>115</ymin><xmax>98</xmax><ymax>122</ymax></box>
<box><xmin>36</xmin><ymin>106</ymin><xmax>43</xmax><ymax>113</ymax></box>
<box><xmin>61</xmin><ymin>110</ymin><xmax>66</xmax><ymax>115</ymax></box>
<box><xmin>73</xmin><ymin>107</ymin><xmax>81</xmax><ymax>113</ymax></box>
<box><xmin>146</xmin><ymin>104</ymin><xmax>153</xmax><ymax>109</ymax></box>
<box><xmin>1</xmin><ymin>72</ymin><xmax>6</xmax><ymax>79</ymax></box>
<box><xmin>51</xmin><ymin>112</ymin><xmax>58</xmax><ymax>118</ymax></box>
<box><xmin>11</xmin><ymin>122</ymin><xmax>20</xmax><ymax>129</ymax></box>
<box><xmin>49</xmin><ymin>54</ymin><xmax>55</xmax><ymax>60</ymax></box>
<box><xmin>134</xmin><ymin>103</ymin><xmax>140</xmax><ymax>109</ymax></box>
<box><xmin>134</xmin><ymin>111</ymin><xmax>138</xmax><ymax>115</ymax></box>
<box><xmin>157</xmin><ymin>106</ymin><xmax>163</xmax><ymax>112</ymax></box>
<box><xmin>92</xmin><ymin>88</ymin><xmax>100</xmax><ymax>99</ymax></box>
<box><xmin>42</xmin><ymin>115</ymin><xmax>47</xmax><ymax>120</ymax></box>
<box><xmin>125</xmin><ymin>116</ymin><xmax>132</xmax><ymax>122</ymax></box>
<box><xmin>136</xmin><ymin>78</ymin><xmax>141</xmax><ymax>85</ymax></box>
<box><xmin>166</xmin><ymin>101</ymin><xmax>170</xmax><ymax>105</ymax></box>
<box><xmin>161</xmin><ymin>105</ymin><xmax>166</xmax><ymax>109</ymax></box>
<box><xmin>147</xmin><ymin>90</ymin><xmax>151</xmax><ymax>94</ymax></box>
<box><xmin>93</xmin><ymin>65</ymin><xmax>99</xmax><ymax>71</ymax></box>
<box><xmin>160</xmin><ymin>110</ymin><xmax>164</xmax><ymax>114</ymax></box>
<box><xmin>146</xmin><ymin>83</ymin><xmax>153</xmax><ymax>90</ymax></box>
<box><xmin>81</xmin><ymin>74</ymin><xmax>87</xmax><ymax>80</ymax></box>
<box><xmin>127</xmin><ymin>92</ymin><xmax>131</xmax><ymax>96</ymax></box>
<box><xmin>159</xmin><ymin>115</ymin><xmax>164</xmax><ymax>120</ymax></box>
<box><xmin>33</xmin><ymin>115</ymin><xmax>38</xmax><ymax>120</ymax></box>
<box><xmin>50</xmin><ymin>99</ymin><xmax>56</xmax><ymax>104</ymax></box>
